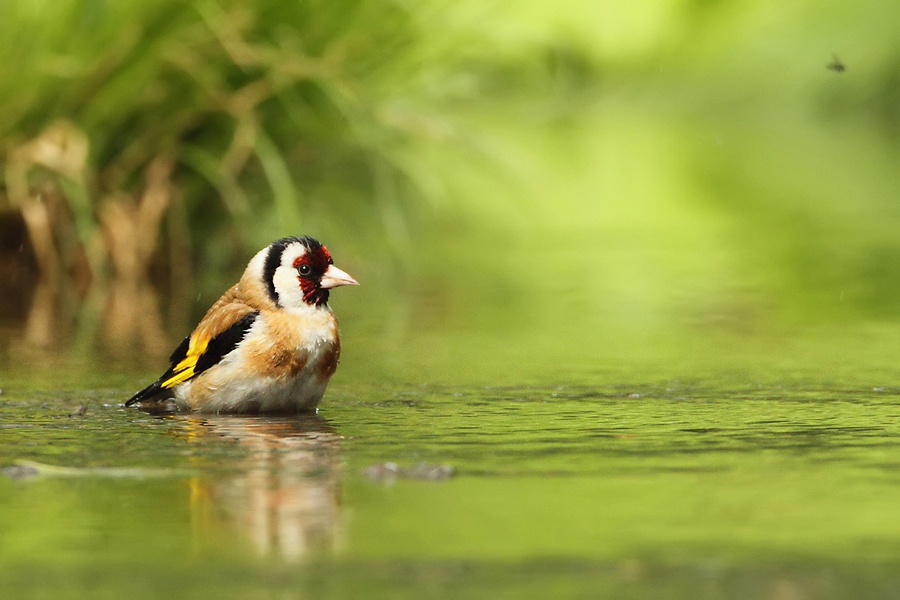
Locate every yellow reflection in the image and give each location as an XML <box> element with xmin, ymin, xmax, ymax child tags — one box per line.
<box><xmin>182</xmin><ymin>415</ymin><xmax>342</xmax><ymax>562</ymax></box>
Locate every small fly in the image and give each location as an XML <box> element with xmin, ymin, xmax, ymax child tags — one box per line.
<box><xmin>827</xmin><ymin>54</ymin><xmax>846</xmax><ymax>73</ymax></box>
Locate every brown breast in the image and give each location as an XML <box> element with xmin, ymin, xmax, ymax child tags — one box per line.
<box><xmin>243</xmin><ymin>308</ymin><xmax>340</xmax><ymax>380</ymax></box>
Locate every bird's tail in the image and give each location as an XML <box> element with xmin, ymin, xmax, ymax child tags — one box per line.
<box><xmin>125</xmin><ymin>380</ymin><xmax>169</xmax><ymax>407</ymax></box>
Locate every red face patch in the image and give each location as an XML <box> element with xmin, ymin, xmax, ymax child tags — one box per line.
<box><xmin>292</xmin><ymin>245</ymin><xmax>331</xmax><ymax>270</ymax></box>
<box><xmin>293</xmin><ymin>245</ymin><xmax>334</xmax><ymax>305</ymax></box>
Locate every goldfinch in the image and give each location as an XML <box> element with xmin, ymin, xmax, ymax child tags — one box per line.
<box><xmin>126</xmin><ymin>236</ymin><xmax>358</xmax><ymax>413</ymax></box>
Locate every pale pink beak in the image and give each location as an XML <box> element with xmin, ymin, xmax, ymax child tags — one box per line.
<box><xmin>319</xmin><ymin>264</ymin><xmax>359</xmax><ymax>289</ymax></box>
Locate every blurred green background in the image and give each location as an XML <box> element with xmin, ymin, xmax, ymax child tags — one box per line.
<box><xmin>3</xmin><ymin>0</ymin><xmax>900</xmax><ymax>387</ymax></box>
<box><xmin>4</xmin><ymin>2</ymin><xmax>900</xmax><ymax>599</ymax></box>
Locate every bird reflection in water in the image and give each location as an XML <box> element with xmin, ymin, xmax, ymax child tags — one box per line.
<box><xmin>180</xmin><ymin>414</ymin><xmax>342</xmax><ymax>562</ymax></box>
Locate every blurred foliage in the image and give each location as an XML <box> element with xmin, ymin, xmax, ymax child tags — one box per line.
<box><xmin>3</xmin><ymin>0</ymin><xmax>900</xmax><ymax>377</ymax></box>
<box><xmin>0</xmin><ymin>0</ymin><xmax>593</xmax><ymax>278</ymax></box>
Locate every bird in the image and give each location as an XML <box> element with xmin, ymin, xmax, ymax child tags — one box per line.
<box><xmin>126</xmin><ymin>236</ymin><xmax>358</xmax><ymax>413</ymax></box>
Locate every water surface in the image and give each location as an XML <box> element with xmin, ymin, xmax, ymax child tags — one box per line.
<box><xmin>4</xmin><ymin>363</ymin><xmax>900</xmax><ymax>599</ymax></box>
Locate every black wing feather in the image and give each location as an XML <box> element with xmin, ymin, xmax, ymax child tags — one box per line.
<box><xmin>168</xmin><ymin>334</ymin><xmax>190</xmax><ymax>365</ymax></box>
<box><xmin>126</xmin><ymin>311</ymin><xmax>259</xmax><ymax>407</ymax></box>
<box><xmin>195</xmin><ymin>311</ymin><xmax>259</xmax><ymax>373</ymax></box>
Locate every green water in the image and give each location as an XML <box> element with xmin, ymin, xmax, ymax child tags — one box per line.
<box><xmin>4</xmin><ymin>325</ymin><xmax>900</xmax><ymax>598</ymax></box>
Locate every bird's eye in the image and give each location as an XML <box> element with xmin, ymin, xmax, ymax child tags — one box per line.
<box><xmin>298</xmin><ymin>264</ymin><xmax>312</xmax><ymax>276</ymax></box>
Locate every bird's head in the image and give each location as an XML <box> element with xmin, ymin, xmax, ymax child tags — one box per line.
<box><xmin>259</xmin><ymin>236</ymin><xmax>358</xmax><ymax>309</ymax></box>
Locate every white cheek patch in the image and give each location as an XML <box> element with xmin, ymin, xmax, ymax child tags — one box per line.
<box><xmin>272</xmin><ymin>264</ymin><xmax>306</xmax><ymax>308</ymax></box>
<box><xmin>270</xmin><ymin>242</ymin><xmax>311</xmax><ymax>309</ymax></box>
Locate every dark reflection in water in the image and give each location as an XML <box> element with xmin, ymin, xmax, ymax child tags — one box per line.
<box><xmin>0</xmin><ymin>212</ymin><xmax>192</xmax><ymax>369</ymax></box>
<box><xmin>179</xmin><ymin>415</ymin><xmax>343</xmax><ymax>562</ymax></box>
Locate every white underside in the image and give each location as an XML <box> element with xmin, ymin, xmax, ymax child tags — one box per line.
<box><xmin>174</xmin><ymin>310</ymin><xmax>336</xmax><ymax>413</ymax></box>
<box><xmin>175</xmin><ymin>368</ymin><xmax>329</xmax><ymax>413</ymax></box>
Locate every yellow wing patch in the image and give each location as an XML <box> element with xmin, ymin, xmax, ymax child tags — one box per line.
<box><xmin>161</xmin><ymin>335</ymin><xmax>210</xmax><ymax>389</ymax></box>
